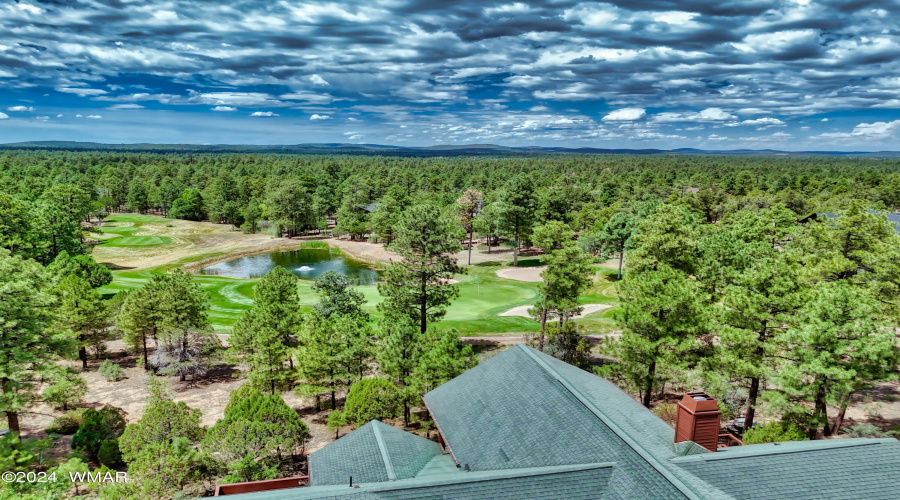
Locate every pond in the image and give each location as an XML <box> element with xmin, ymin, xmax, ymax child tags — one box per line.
<box><xmin>198</xmin><ymin>248</ymin><xmax>381</xmax><ymax>284</ymax></box>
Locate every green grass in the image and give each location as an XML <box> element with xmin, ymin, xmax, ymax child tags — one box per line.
<box><xmin>100</xmin><ymin>236</ymin><xmax>172</xmax><ymax>247</ymax></box>
<box><xmin>298</xmin><ymin>241</ymin><xmax>329</xmax><ymax>249</ymax></box>
<box><xmin>98</xmin><ymin>242</ymin><xmax>619</xmax><ymax>335</ymax></box>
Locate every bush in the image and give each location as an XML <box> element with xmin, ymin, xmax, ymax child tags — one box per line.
<box><xmin>46</xmin><ymin>408</ymin><xmax>88</xmax><ymax>435</ymax></box>
<box><xmin>99</xmin><ymin>360</ymin><xmax>125</xmax><ymax>381</ymax></box>
<box><xmin>344</xmin><ymin>378</ymin><xmax>402</xmax><ymax>426</ymax></box>
<box><xmin>652</xmin><ymin>403</ymin><xmax>678</xmax><ymax>426</ymax></box>
<box><xmin>72</xmin><ymin>406</ymin><xmax>126</xmax><ymax>459</ymax></box>
<box><xmin>97</xmin><ymin>439</ymin><xmax>122</xmax><ymax>466</ymax></box>
<box><xmin>42</xmin><ymin>369</ymin><xmax>88</xmax><ymax>411</ymax></box>
<box><xmin>742</xmin><ymin>422</ymin><xmax>808</xmax><ymax>444</ymax></box>
<box><xmin>842</xmin><ymin>423</ymin><xmax>890</xmax><ymax>438</ymax></box>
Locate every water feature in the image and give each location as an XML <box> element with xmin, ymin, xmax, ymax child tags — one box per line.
<box><xmin>198</xmin><ymin>248</ymin><xmax>381</xmax><ymax>284</ymax></box>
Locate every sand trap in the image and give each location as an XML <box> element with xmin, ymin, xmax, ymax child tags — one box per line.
<box><xmin>495</xmin><ymin>266</ymin><xmax>546</xmax><ymax>282</ymax></box>
<box><xmin>499</xmin><ymin>303</ymin><xmax>612</xmax><ymax>320</ymax></box>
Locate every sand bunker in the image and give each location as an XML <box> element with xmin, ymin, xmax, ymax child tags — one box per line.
<box><xmin>499</xmin><ymin>303</ymin><xmax>612</xmax><ymax>320</ymax></box>
<box><xmin>495</xmin><ymin>266</ymin><xmax>546</xmax><ymax>282</ymax></box>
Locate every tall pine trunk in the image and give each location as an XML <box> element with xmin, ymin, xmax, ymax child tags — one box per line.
<box><xmin>513</xmin><ymin>237</ymin><xmax>519</xmax><ymax>266</ymax></box>
<box><xmin>617</xmin><ymin>251</ymin><xmax>624</xmax><ymax>280</ymax></box>
<box><xmin>642</xmin><ymin>360</ymin><xmax>657</xmax><ymax>408</ymax></box>
<box><xmin>538</xmin><ymin>306</ymin><xmax>548</xmax><ymax>351</ymax></box>
<box><xmin>831</xmin><ymin>393</ymin><xmax>852</xmax><ymax>436</ymax></box>
<box><xmin>812</xmin><ymin>384</ymin><xmax>828</xmax><ymax>439</ymax></box>
<box><xmin>745</xmin><ymin>375</ymin><xmax>760</xmax><ymax>433</ymax></box>
<box><xmin>467</xmin><ymin>231</ymin><xmax>473</xmax><ymax>265</ymax></box>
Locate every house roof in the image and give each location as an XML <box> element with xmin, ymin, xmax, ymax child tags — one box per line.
<box><xmin>308</xmin><ymin>420</ymin><xmax>442</xmax><ymax>486</ymax></box>
<box><xmin>218</xmin><ymin>462</ymin><xmax>617</xmax><ymax>500</ymax></box>
<box><xmin>423</xmin><ymin>343</ymin><xmax>725</xmax><ymax>500</ymax></box>
<box><xmin>672</xmin><ymin>437</ymin><xmax>900</xmax><ymax>500</ymax></box>
<box><xmin>226</xmin><ymin>344</ymin><xmax>900</xmax><ymax>499</ymax></box>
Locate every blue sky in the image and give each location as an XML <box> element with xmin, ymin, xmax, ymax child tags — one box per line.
<box><xmin>1</xmin><ymin>0</ymin><xmax>899</xmax><ymax>150</ymax></box>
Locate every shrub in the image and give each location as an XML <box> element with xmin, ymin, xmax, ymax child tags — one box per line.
<box><xmin>97</xmin><ymin>439</ymin><xmax>122</xmax><ymax>466</ymax></box>
<box><xmin>842</xmin><ymin>423</ymin><xmax>890</xmax><ymax>438</ymax></box>
<box><xmin>652</xmin><ymin>403</ymin><xmax>678</xmax><ymax>426</ymax></box>
<box><xmin>344</xmin><ymin>378</ymin><xmax>402</xmax><ymax>426</ymax></box>
<box><xmin>42</xmin><ymin>369</ymin><xmax>88</xmax><ymax>411</ymax></box>
<box><xmin>46</xmin><ymin>408</ymin><xmax>88</xmax><ymax>435</ymax></box>
<box><xmin>742</xmin><ymin>422</ymin><xmax>808</xmax><ymax>444</ymax></box>
<box><xmin>98</xmin><ymin>360</ymin><xmax>126</xmax><ymax>381</ymax></box>
<box><xmin>326</xmin><ymin>410</ymin><xmax>346</xmax><ymax>439</ymax></box>
<box><xmin>72</xmin><ymin>406</ymin><xmax>126</xmax><ymax>459</ymax></box>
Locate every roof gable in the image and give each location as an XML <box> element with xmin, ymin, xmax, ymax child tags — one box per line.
<box><xmin>423</xmin><ymin>344</ymin><xmax>721</xmax><ymax>499</ymax></box>
<box><xmin>309</xmin><ymin>420</ymin><xmax>442</xmax><ymax>486</ymax></box>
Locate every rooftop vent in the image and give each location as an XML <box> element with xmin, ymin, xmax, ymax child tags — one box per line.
<box><xmin>674</xmin><ymin>391</ymin><xmax>720</xmax><ymax>452</ymax></box>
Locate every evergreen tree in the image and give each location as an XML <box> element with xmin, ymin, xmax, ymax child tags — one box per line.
<box><xmin>497</xmin><ymin>175</ymin><xmax>535</xmax><ymax>266</ymax></box>
<box><xmin>593</xmin><ymin>211</ymin><xmax>635</xmax><ymax>279</ymax></box>
<box><xmin>153</xmin><ymin>327</ymin><xmax>222</xmax><ymax>383</ymax></box>
<box><xmin>295</xmin><ymin>312</ymin><xmax>371</xmax><ymax>410</ymax></box>
<box><xmin>228</xmin><ymin>267</ymin><xmax>300</xmax><ymax>393</ymax></box>
<box><xmin>456</xmin><ymin>189</ymin><xmax>483</xmax><ymax>265</ymax></box>
<box><xmin>168</xmin><ymin>188</ymin><xmax>205</xmax><ymax>221</ymax></box>
<box><xmin>203</xmin><ymin>385</ymin><xmax>310</xmax><ymax>482</ymax></box>
<box><xmin>312</xmin><ymin>270</ymin><xmax>368</xmax><ymax>320</ymax></box>
<box><xmin>769</xmin><ymin>282</ymin><xmax>898</xmax><ymax>438</ymax></box>
<box><xmin>410</xmin><ymin>329</ymin><xmax>476</xmax><ymax>395</ymax></box>
<box><xmin>53</xmin><ymin>275</ymin><xmax>112</xmax><ymax>370</ymax></box>
<box><xmin>377</xmin><ymin>204</ymin><xmax>463</xmax><ymax>336</ymax></box>
<box><xmin>376</xmin><ymin>316</ymin><xmax>422</xmax><ymax>426</ymax></box>
<box><xmin>343</xmin><ymin>378</ymin><xmax>403</xmax><ymax>427</ymax></box>
<box><xmin>0</xmin><ymin>249</ymin><xmax>72</xmax><ymax>432</ymax></box>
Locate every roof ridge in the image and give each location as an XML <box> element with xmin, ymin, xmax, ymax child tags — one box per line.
<box><xmin>670</xmin><ymin>437</ymin><xmax>899</xmax><ymax>463</ymax></box>
<box><xmin>370</xmin><ymin>421</ymin><xmax>397</xmax><ymax>481</ymax></box>
<box><xmin>517</xmin><ymin>344</ymin><xmax>706</xmax><ymax>500</ymax></box>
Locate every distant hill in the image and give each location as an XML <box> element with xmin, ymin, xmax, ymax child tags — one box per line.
<box><xmin>2</xmin><ymin>141</ymin><xmax>900</xmax><ymax>157</ymax></box>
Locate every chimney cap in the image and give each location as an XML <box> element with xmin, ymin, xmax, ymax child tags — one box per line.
<box><xmin>678</xmin><ymin>392</ymin><xmax>719</xmax><ymax>413</ymax></box>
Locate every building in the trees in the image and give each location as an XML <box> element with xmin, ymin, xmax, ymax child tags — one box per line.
<box><xmin>219</xmin><ymin>344</ymin><xmax>900</xmax><ymax>499</ymax></box>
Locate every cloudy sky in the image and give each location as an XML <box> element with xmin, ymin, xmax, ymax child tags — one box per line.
<box><xmin>1</xmin><ymin>0</ymin><xmax>899</xmax><ymax>150</ymax></box>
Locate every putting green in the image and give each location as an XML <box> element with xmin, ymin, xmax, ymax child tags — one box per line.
<box><xmin>102</xmin><ymin>236</ymin><xmax>173</xmax><ymax>247</ymax></box>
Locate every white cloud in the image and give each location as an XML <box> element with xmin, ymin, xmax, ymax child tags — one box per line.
<box><xmin>310</xmin><ymin>114</ymin><xmax>332</xmax><ymax>121</ymax></box>
<box><xmin>7</xmin><ymin>106</ymin><xmax>34</xmax><ymax>112</ymax></box>
<box><xmin>741</xmin><ymin>117</ymin><xmax>786</xmax><ymax>129</ymax></box>
<box><xmin>212</xmin><ymin>106</ymin><xmax>237</xmax><ymax>112</ymax></box>
<box><xmin>56</xmin><ymin>87</ymin><xmax>108</xmax><ymax>97</ymax></box>
<box><xmin>652</xmin><ymin>108</ymin><xmax>735</xmax><ymax>123</ymax></box>
<box><xmin>106</xmin><ymin>103</ymin><xmax>144</xmax><ymax>110</ymax></box>
<box><xmin>0</xmin><ymin>112</ymin><xmax>8</xmax><ymax>120</ymax></box>
<box><xmin>602</xmin><ymin>108</ymin><xmax>646</xmax><ymax>122</ymax></box>
<box><xmin>250</xmin><ymin>111</ymin><xmax>278</xmax><ymax>117</ymax></box>
<box><xmin>309</xmin><ymin>74</ymin><xmax>330</xmax><ymax>86</ymax></box>
<box><xmin>821</xmin><ymin>118</ymin><xmax>830</xmax><ymax>122</ymax></box>
<box><xmin>87</xmin><ymin>115</ymin><xmax>102</xmax><ymax>119</ymax></box>
<box><xmin>75</xmin><ymin>114</ymin><xmax>83</xmax><ymax>118</ymax></box>
<box><xmin>850</xmin><ymin>120</ymin><xmax>900</xmax><ymax>138</ymax></box>
<box><xmin>17</xmin><ymin>3</ymin><xmax>42</xmax><ymax>15</ymax></box>
<box><xmin>56</xmin><ymin>114</ymin><xmax>63</xmax><ymax>118</ymax></box>
<box><xmin>733</xmin><ymin>30</ymin><xmax>819</xmax><ymax>54</ymax></box>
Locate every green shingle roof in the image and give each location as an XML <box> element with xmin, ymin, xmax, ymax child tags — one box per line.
<box><xmin>223</xmin><ymin>462</ymin><xmax>616</xmax><ymax>500</ymax></box>
<box><xmin>673</xmin><ymin>437</ymin><xmax>900</xmax><ymax>500</ymax></box>
<box><xmin>422</xmin><ymin>344</ymin><xmax>726</xmax><ymax>499</ymax></box>
<box><xmin>309</xmin><ymin>420</ymin><xmax>442</xmax><ymax>486</ymax></box>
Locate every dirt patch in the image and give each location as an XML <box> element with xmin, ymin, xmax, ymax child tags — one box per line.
<box><xmin>499</xmin><ymin>303</ymin><xmax>612</xmax><ymax>319</ymax></box>
<box><xmin>495</xmin><ymin>266</ymin><xmax>546</xmax><ymax>282</ymax></box>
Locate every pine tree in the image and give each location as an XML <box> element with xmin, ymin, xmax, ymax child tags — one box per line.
<box><xmin>228</xmin><ymin>267</ymin><xmax>300</xmax><ymax>393</ymax></box>
<box><xmin>769</xmin><ymin>282</ymin><xmax>898</xmax><ymax>438</ymax></box>
<box><xmin>54</xmin><ymin>275</ymin><xmax>112</xmax><ymax>370</ymax></box>
<box><xmin>456</xmin><ymin>189</ymin><xmax>483</xmax><ymax>265</ymax></box>
<box><xmin>497</xmin><ymin>175</ymin><xmax>535</xmax><ymax>266</ymax></box>
<box><xmin>410</xmin><ymin>329</ymin><xmax>476</xmax><ymax>395</ymax></box>
<box><xmin>0</xmin><ymin>249</ymin><xmax>72</xmax><ymax>432</ymax></box>
<box><xmin>377</xmin><ymin>204</ymin><xmax>463</xmax><ymax>336</ymax></box>
<box><xmin>203</xmin><ymin>385</ymin><xmax>310</xmax><ymax>482</ymax></box>
<box><xmin>312</xmin><ymin>270</ymin><xmax>368</xmax><ymax>320</ymax></box>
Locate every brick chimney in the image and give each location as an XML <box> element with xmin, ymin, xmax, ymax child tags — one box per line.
<box><xmin>674</xmin><ymin>391</ymin><xmax>720</xmax><ymax>452</ymax></box>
